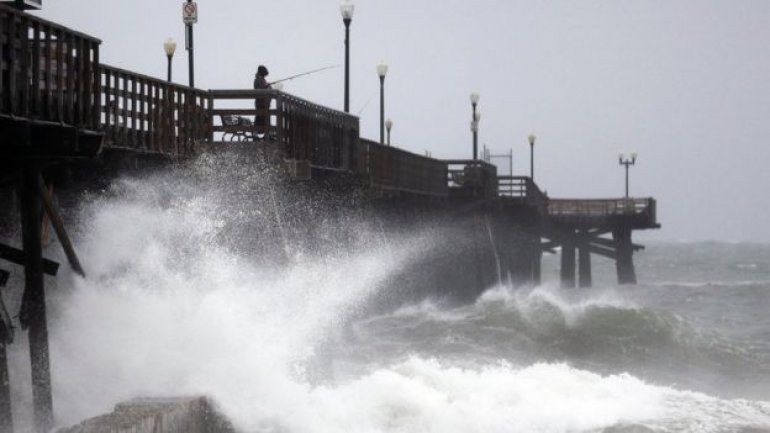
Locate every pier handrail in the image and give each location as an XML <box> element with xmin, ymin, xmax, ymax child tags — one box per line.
<box><xmin>208</xmin><ymin>89</ymin><xmax>359</xmax><ymax>171</ymax></box>
<box><xmin>497</xmin><ymin>175</ymin><xmax>549</xmax><ymax>213</ymax></box>
<box><xmin>547</xmin><ymin>197</ymin><xmax>658</xmax><ymax>228</ymax></box>
<box><xmin>361</xmin><ymin>138</ymin><xmax>447</xmax><ymax>197</ymax></box>
<box><xmin>100</xmin><ymin>64</ymin><xmax>211</xmax><ymax>157</ymax></box>
<box><xmin>548</xmin><ymin>198</ymin><xmax>653</xmax><ymax>215</ymax></box>
<box><xmin>445</xmin><ymin>159</ymin><xmax>498</xmax><ymax>198</ymax></box>
<box><xmin>0</xmin><ymin>4</ymin><xmax>101</xmax><ymax>130</ymax></box>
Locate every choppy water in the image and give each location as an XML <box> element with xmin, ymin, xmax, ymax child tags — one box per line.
<box><xmin>4</xmin><ymin>154</ymin><xmax>770</xmax><ymax>432</ymax></box>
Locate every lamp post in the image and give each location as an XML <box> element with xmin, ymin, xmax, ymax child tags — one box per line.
<box><xmin>619</xmin><ymin>152</ymin><xmax>637</xmax><ymax>198</ymax></box>
<box><xmin>470</xmin><ymin>93</ymin><xmax>479</xmax><ymax>160</ymax></box>
<box><xmin>377</xmin><ymin>62</ymin><xmax>388</xmax><ymax>145</ymax></box>
<box><xmin>385</xmin><ymin>118</ymin><xmax>393</xmax><ymax>145</ymax></box>
<box><xmin>528</xmin><ymin>133</ymin><xmax>536</xmax><ymax>180</ymax></box>
<box><xmin>340</xmin><ymin>0</ymin><xmax>354</xmax><ymax>112</ymax></box>
<box><xmin>163</xmin><ymin>38</ymin><xmax>176</xmax><ymax>82</ymax></box>
<box><xmin>185</xmin><ymin>0</ymin><xmax>194</xmax><ymax>87</ymax></box>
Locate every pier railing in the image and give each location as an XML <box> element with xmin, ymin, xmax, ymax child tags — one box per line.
<box><xmin>0</xmin><ymin>3</ymin><xmax>101</xmax><ymax>130</ymax></box>
<box><xmin>497</xmin><ymin>175</ymin><xmax>549</xmax><ymax>213</ymax></box>
<box><xmin>100</xmin><ymin>65</ymin><xmax>210</xmax><ymax>157</ymax></box>
<box><xmin>208</xmin><ymin>89</ymin><xmax>359</xmax><ymax>172</ymax></box>
<box><xmin>446</xmin><ymin>160</ymin><xmax>498</xmax><ymax>198</ymax></box>
<box><xmin>548</xmin><ymin>198</ymin><xmax>658</xmax><ymax>228</ymax></box>
<box><xmin>361</xmin><ymin>138</ymin><xmax>447</xmax><ymax>197</ymax></box>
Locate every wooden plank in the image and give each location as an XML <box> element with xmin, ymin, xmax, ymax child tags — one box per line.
<box><xmin>91</xmin><ymin>43</ymin><xmax>100</xmax><ymax>129</ymax></box>
<box><xmin>120</xmin><ymin>72</ymin><xmax>128</xmax><ymax>146</ymax></box>
<box><xmin>64</xmin><ymin>32</ymin><xmax>74</xmax><ymax>125</ymax></box>
<box><xmin>7</xmin><ymin>11</ymin><xmax>16</xmax><ymax>114</ymax></box>
<box><xmin>0</xmin><ymin>243</ymin><xmax>59</xmax><ymax>276</ymax></box>
<box><xmin>77</xmin><ymin>36</ymin><xmax>85</xmax><ymax>126</ymax></box>
<box><xmin>19</xmin><ymin>15</ymin><xmax>29</xmax><ymax>117</ymax></box>
<box><xmin>139</xmin><ymin>78</ymin><xmax>146</xmax><ymax>149</ymax></box>
<box><xmin>0</xmin><ymin>9</ymin><xmax>6</xmax><ymax>113</ymax></box>
<box><xmin>129</xmin><ymin>75</ymin><xmax>137</xmax><ymax>147</ymax></box>
<box><xmin>148</xmin><ymin>82</ymin><xmax>156</xmax><ymax>151</ymax></box>
<box><xmin>31</xmin><ymin>22</ymin><xmax>40</xmax><ymax>117</ymax></box>
<box><xmin>55</xmin><ymin>28</ymin><xmax>64</xmax><ymax>123</ymax></box>
<box><xmin>43</xmin><ymin>25</ymin><xmax>52</xmax><ymax>120</ymax></box>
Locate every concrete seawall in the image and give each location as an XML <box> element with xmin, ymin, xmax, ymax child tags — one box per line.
<box><xmin>59</xmin><ymin>397</ymin><xmax>235</xmax><ymax>433</ymax></box>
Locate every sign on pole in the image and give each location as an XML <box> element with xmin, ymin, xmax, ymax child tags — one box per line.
<box><xmin>182</xmin><ymin>2</ymin><xmax>198</xmax><ymax>24</ymax></box>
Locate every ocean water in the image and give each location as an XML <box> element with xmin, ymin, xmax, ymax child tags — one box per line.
<box><xmin>4</xmin><ymin>154</ymin><xmax>770</xmax><ymax>432</ymax></box>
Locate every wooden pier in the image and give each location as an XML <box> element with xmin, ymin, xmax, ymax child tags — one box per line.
<box><xmin>0</xmin><ymin>4</ymin><xmax>659</xmax><ymax>432</ymax></box>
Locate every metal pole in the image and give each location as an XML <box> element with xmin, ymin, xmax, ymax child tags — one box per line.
<box><xmin>625</xmin><ymin>163</ymin><xmax>629</xmax><ymax>198</ymax></box>
<box><xmin>509</xmin><ymin>148</ymin><xmax>513</xmax><ymax>177</ymax></box>
<box><xmin>379</xmin><ymin>75</ymin><xmax>385</xmax><ymax>145</ymax></box>
<box><xmin>387</xmin><ymin>128</ymin><xmax>391</xmax><ymax>146</ymax></box>
<box><xmin>343</xmin><ymin>18</ymin><xmax>351</xmax><ymax>113</ymax></box>
<box><xmin>166</xmin><ymin>54</ymin><xmax>172</xmax><ymax>82</ymax></box>
<box><xmin>530</xmin><ymin>142</ymin><xmax>534</xmax><ymax>180</ymax></box>
<box><xmin>472</xmin><ymin>103</ymin><xmax>477</xmax><ymax>160</ymax></box>
<box><xmin>186</xmin><ymin>0</ymin><xmax>194</xmax><ymax>88</ymax></box>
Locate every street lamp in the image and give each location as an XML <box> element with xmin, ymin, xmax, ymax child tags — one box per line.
<box><xmin>528</xmin><ymin>133</ymin><xmax>536</xmax><ymax>180</ymax></box>
<box><xmin>385</xmin><ymin>118</ymin><xmax>393</xmax><ymax>146</ymax></box>
<box><xmin>470</xmin><ymin>93</ymin><xmax>479</xmax><ymax>160</ymax></box>
<box><xmin>340</xmin><ymin>0</ymin><xmax>355</xmax><ymax>112</ymax></box>
<box><xmin>377</xmin><ymin>62</ymin><xmax>388</xmax><ymax>145</ymax></box>
<box><xmin>618</xmin><ymin>152</ymin><xmax>637</xmax><ymax>198</ymax></box>
<box><xmin>470</xmin><ymin>112</ymin><xmax>480</xmax><ymax>161</ymax></box>
<box><xmin>163</xmin><ymin>38</ymin><xmax>176</xmax><ymax>83</ymax></box>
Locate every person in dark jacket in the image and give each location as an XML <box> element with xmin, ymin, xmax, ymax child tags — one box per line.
<box><xmin>254</xmin><ymin>65</ymin><xmax>271</xmax><ymax>138</ymax></box>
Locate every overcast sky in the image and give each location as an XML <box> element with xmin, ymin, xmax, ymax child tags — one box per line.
<box><xmin>34</xmin><ymin>1</ymin><xmax>770</xmax><ymax>243</ymax></box>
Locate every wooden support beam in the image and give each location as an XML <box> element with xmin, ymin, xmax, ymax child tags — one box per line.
<box><xmin>0</xmin><ymin>341</ymin><xmax>11</xmax><ymax>433</ymax></box>
<box><xmin>587</xmin><ymin>244</ymin><xmax>617</xmax><ymax>260</ymax></box>
<box><xmin>590</xmin><ymin>235</ymin><xmax>644</xmax><ymax>252</ymax></box>
<box><xmin>560</xmin><ymin>240</ymin><xmax>576</xmax><ymax>288</ymax></box>
<box><xmin>19</xmin><ymin>166</ymin><xmax>54</xmax><ymax>433</ymax></box>
<box><xmin>531</xmin><ymin>249</ymin><xmax>542</xmax><ymax>285</ymax></box>
<box><xmin>614</xmin><ymin>229</ymin><xmax>637</xmax><ymax>285</ymax></box>
<box><xmin>578</xmin><ymin>243</ymin><xmax>592</xmax><ymax>288</ymax></box>
<box><xmin>35</xmin><ymin>173</ymin><xmax>86</xmax><ymax>277</ymax></box>
<box><xmin>0</xmin><ymin>270</ymin><xmax>12</xmax><ymax>433</ymax></box>
<box><xmin>0</xmin><ymin>243</ymin><xmax>59</xmax><ymax>276</ymax></box>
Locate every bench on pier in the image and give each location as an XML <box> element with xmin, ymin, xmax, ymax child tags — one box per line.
<box><xmin>220</xmin><ymin>115</ymin><xmax>254</xmax><ymax>142</ymax></box>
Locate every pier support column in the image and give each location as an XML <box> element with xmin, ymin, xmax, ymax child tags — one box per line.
<box><xmin>614</xmin><ymin>229</ymin><xmax>637</xmax><ymax>285</ymax></box>
<box><xmin>19</xmin><ymin>166</ymin><xmax>54</xmax><ymax>433</ymax></box>
<box><xmin>0</xmin><ymin>341</ymin><xmax>11</xmax><ymax>433</ymax></box>
<box><xmin>578</xmin><ymin>242</ymin><xmax>592</xmax><ymax>288</ymax></box>
<box><xmin>560</xmin><ymin>239</ymin><xmax>576</xmax><ymax>288</ymax></box>
<box><xmin>531</xmin><ymin>248</ymin><xmax>542</xmax><ymax>286</ymax></box>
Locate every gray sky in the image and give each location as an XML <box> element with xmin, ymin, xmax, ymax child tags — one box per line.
<box><xmin>35</xmin><ymin>1</ymin><xmax>770</xmax><ymax>243</ymax></box>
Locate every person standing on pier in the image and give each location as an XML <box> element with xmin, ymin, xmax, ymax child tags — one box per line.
<box><xmin>253</xmin><ymin>65</ymin><xmax>271</xmax><ymax>139</ymax></box>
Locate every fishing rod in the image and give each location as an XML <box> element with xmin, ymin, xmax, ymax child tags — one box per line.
<box><xmin>269</xmin><ymin>64</ymin><xmax>340</xmax><ymax>85</ymax></box>
<box><xmin>357</xmin><ymin>94</ymin><xmax>374</xmax><ymax>115</ymax></box>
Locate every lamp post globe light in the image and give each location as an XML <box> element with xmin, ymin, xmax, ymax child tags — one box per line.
<box><xmin>385</xmin><ymin>118</ymin><xmax>393</xmax><ymax>146</ymax></box>
<box><xmin>377</xmin><ymin>62</ymin><xmax>388</xmax><ymax>145</ymax></box>
<box><xmin>618</xmin><ymin>152</ymin><xmax>637</xmax><ymax>198</ymax></box>
<box><xmin>340</xmin><ymin>0</ymin><xmax>354</xmax><ymax>112</ymax></box>
<box><xmin>163</xmin><ymin>38</ymin><xmax>176</xmax><ymax>82</ymax></box>
<box><xmin>469</xmin><ymin>93</ymin><xmax>479</xmax><ymax>160</ymax></box>
<box><xmin>528</xmin><ymin>133</ymin><xmax>536</xmax><ymax>180</ymax></box>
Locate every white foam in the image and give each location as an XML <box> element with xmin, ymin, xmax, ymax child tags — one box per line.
<box><xmin>8</xmin><ymin>172</ymin><xmax>769</xmax><ymax>433</ymax></box>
